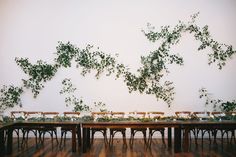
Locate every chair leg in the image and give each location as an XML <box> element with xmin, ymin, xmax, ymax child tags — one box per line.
<box><xmin>51</xmin><ymin>131</ymin><xmax>54</xmax><ymax>147</ymax></box>
<box><xmin>212</xmin><ymin>130</ymin><xmax>217</xmax><ymax>144</ymax></box>
<box><xmin>35</xmin><ymin>131</ymin><xmax>38</xmax><ymax>146</ymax></box>
<box><xmin>103</xmin><ymin>130</ymin><xmax>108</xmax><ymax>145</ymax></box>
<box><xmin>64</xmin><ymin>132</ymin><xmax>67</xmax><ymax>146</ymax></box>
<box><xmin>230</xmin><ymin>130</ymin><xmax>236</xmax><ymax>144</ymax></box>
<box><xmin>226</xmin><ymin>131</ymin><xmax>229</xmax><ymax>144</ymax></box>
<box><xmin>42</xmin><ymin>132</ymin><xmax>45</xmax><ymax>145</ymax></box>
<box><xmin>54</xmin><ymin>130</ymin><xmax>58</xmax><ymax>145</ymax></box>
<box><xmin>142</xmin><ymin>130</ymin><xmax>147</xmax><ymax>146</ymax></box>
<box><xmin>39</xmin><ymin>131</ymin><xmax>43</xmax><ymax>145</ymax></box>
<box><xmin>201</xmin><ymin>130</ymin><xmax>204</xmax><ymax>147</ymax></box>
<box><xmin>77</xmin><ymin>128</ymin><xmax>81</xmax><ymax>146</ymax></box>
<box><xmin>122</xmin><ymin>130</ymin><xmax>127</xmax><ymax>146</ymax></box>
<box><xmin>17</xmin><ymin>129</ymin><xmax>20</xmax><ymax>149</ymax></box>
<box><xmin>221</xmin><ymin>130</ymin><xmax>224</xmax><ymax>147</ymax></box>
<box><xmin>109</xmin><ymin>130</ymin><xmax>114</xmax><ymax>146</ymax></box>
<box><xmin>208</xmin><ymin>130</ymin><xmax>211</xmax><ymax>145</ymax></box>
<box><xmin>60</xmin><ymin>131</ymin><xmax>64</xmax><ymax>148</ymax></box>
<box><xmin>91</xmin><ymin>131</ymin><xmax>95</xmax><ymax>145</ymax></box>
<box><xmin>129</xmin><ymin>129</ymin><xmax>134</xmax><ymax>146</ymax></box>
<box><xmin>148</xmin><ymin>131</ymin><xmax>154</xmax><ymax>148</ymax></box>
<box><xmin>161</xmin><ymin>130</ymin><xmax>165</xmax><ymax>145</ymax></box>
<box><xmin>26</xmin><ymin>131</ymin><xmax>30</xmax><ymax>146</ymax></box>
<box><xmin>21</xmin><ymin>130</ymin><xmax>26</xmax><ymax>148</ymax></box>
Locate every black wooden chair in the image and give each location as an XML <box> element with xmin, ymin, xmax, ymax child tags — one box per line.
<box><xmin>109</xmin><ymin>112</ymin><xmax>127</xmax><ymax>146</ymax></box>
<box><xmin>175</xmin><ymin>111</ymin><xmax>192</xmax><ymax>146</ymax></box>
<box><xmin>39</xmin><ymin>112</ymin><xmax>59</xmax><ymax>146</ymax></box>
<box><xmin>192</xmin><ymin>111</ymin><xmax>211</xmax><ymax>146</ymax></box>
<box><xmin>211</xmin><ymin>111</ymin><xmax>235</xmax><ymax>145</ymax></box>
<box><xmin>147</xmin><ymin>112</ymin><xmax>165</xmax><ymax>147</ymax></box>
<box><xmin>129</xmin><ymin>112</ymin><xmax>147</xmax><ymax>147</ymax></box>
<box><xmin>60</xmin><ymin>112</ymin><xmax>81</xmax><ymax>148</ymax></box>
<box><xmin>91</xmin><ymin>112</ymin><xmax>108</xmax><ymax>145</ymax></box>
<box><xmin>10</xmin><ymin>111</ymin><xmax>25</xmax><ymax>149</ymax></box>
<box><xmin>21</xmin><ymin>111</ymin><xmax>43</xmax><ymax>147</ymax></box>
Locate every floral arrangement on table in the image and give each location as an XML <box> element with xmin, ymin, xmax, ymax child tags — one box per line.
<box><xmin>1</xmin><ymin>113</ymin><xmax>236</xmax><ymax>124</ymax></box>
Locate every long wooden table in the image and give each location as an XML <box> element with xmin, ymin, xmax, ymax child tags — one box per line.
<box><xmin>1</xmin><ymin>120</ymin><xmax>236</xmax><ymax>155</ymax></box>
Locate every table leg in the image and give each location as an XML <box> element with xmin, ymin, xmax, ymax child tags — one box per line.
<box><xmin>6</xmin><ymin>128</ymin><xmax>13</xmax><ymax>154</ymax></box>
<box><xmin>168</xmin><ymin>127</ymin><xmax>172</xmax><ymax>148</ymax></box>
<box><xmin>183</xmin><ymin>128</ymin><xmax>190</xmax><ymax>152</ymax></box>
<box><xmin>72</xmin><ymin>126</ymin><xmax>76</xmax><ymax>152</ymax></box>
<box><xmin>0</xmin><ymin>129</ymin><xmax>5</xmax><ymax>155</ymax></box>
<box><xmin>174</xmin><ymin>126</ymin><xmax>181</xmax><ymax>153</ymax></box>
<box><xmin>82</xmin><ymin>128</ymin><xmax>87</xmax><ymax>153</ymax></box>
<box><xmin>86</xmin><ymin>128</ymin><xmax>91</xmax><ymax>148</ymax></box>
<box><xmin>77</xmin><ymin>124</ymin><xmax>81</xmax><ymax>146</ymax></box>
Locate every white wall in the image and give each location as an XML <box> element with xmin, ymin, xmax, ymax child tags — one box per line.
<box><xmin>1</xmin><ymin>0</ymin><xmax>236</xmax><ymax>116</ymax></box>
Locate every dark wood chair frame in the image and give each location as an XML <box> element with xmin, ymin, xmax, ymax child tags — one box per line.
<box><xmin>147</xmin><ymin>112</ymin><xmax>166</xmax><ymax>147</ymax></box>
<box><xmin>60</xmin><ymin>112</ymin><xmax>81</xmax><ymax>148</ymax></box>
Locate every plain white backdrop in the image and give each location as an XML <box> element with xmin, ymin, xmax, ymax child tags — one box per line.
<box><xmin>1</xmin><ymin>0</ymin><xmax>236</xmax><ymax>116</ymax></box>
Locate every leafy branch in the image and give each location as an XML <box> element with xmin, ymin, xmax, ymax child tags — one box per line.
<box><xmin>0</xmin><ymin>85</ymin><xmax>23</xmax><ymax>111</ymax></box>
<box><xmin>15</xmin><ymin>58</ymin><xmax>58</xmax><ymax>98</ymax></box>
<box><xmin>60</xmin><ymin>78</ymin><xmax>90</xmax><ymax>112</ymax></box>
<box><xmin>143</xmin><ymin>12</ymin><xmax>236</xmax><ymax>69</ymax></box>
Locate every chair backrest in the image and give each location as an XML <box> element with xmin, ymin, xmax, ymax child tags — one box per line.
<box><xmin>225</xmin><ymin>111</ymin><xmax>236</xmax><ymax>116</ymax></box>
<box><xmin>211</xmin><ymin>112</ymin><xmax>224</xmax><ymax>117</ymax></box>
<box><xmin>147</xmin><ymin>112</ymin><xmax>164</xmax><ymax>118</ymax></box>
<box><xmin>128</xmin><ymin>112</ymin><xmax>146</xmax><ymax>118</ymax></box>
<box><xmin>10</xmin><ymin>111</ymin><xmax>25</xmax><ymax>119</ymax></box>
<box><xmin>111</xmin><ymin>112</ymin><xmax>125</xmax><ymax>118</ymax></box>
<box><xmin>91</xmin><ymin>112</ymin><xmax>108</xmax><ymax>119</ymax></box>
<box><xmin>42</xmin><ymin>112</ymin><xmax>59</xmax><ymax>118</ymax></box>
<box><xmin>24</xmin><ymin>111</ymin><xmax>43</xmax><ymax>119</ymax></box>
<box><xmin>63</xmin><ymin>112</ymin><xmax>80</xmax><ymax>118</ymax></box>
<box><xmin>175</xmin><ymin>111</ymin><xmax>191</xmax><ymax>118</ymax></box>
<box><xmin>193</xmin><ymin>111</ymin><xmax>210</xmax><ymax>117</ymax></box>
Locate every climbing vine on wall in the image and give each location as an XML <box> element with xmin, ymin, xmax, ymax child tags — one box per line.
<box><xmin>138</xmin><ymin>12</ymin><xmax>236</xmax><ymax>106</ymax></box>
<box><xmin>60</xmin><ymin>78</ymin><xmax>108</xmax><ymax>112</ymax></box>
<box><xmin>15</xmin><ymin>58</ymin><xmax>58</xmax><ymax>98</ymax></box>
<box><xmin>143</xmin><ymin>12</ymin><xmax>236</xmax><ymax>69</ymax></box>
<box><xmin>55</xmin><ymin>42</ymin><xmax>118</xmax><ymax>78</ymax></box>
<box><xmin>0</xmin><ymin>85</ymin><xmax>23</xmax><ymax>111</ymax></box>
<box><xmin>4</xmin><ymin>12</ymin><xmax>234</xmax><ymax>110</ymax></box>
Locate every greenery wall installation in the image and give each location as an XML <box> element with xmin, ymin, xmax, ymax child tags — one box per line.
<box><xmin>15</xmin><ymin>58</ymin><xmax>58</xmax><ymax>98</ymax></box>
<box><xmin>60</xmin><ymin>78</ymin><xmax>107</xmax><ymax>112</ymax></box>
<box><xmin>0</xmin><ymin>85</ymin><xmax>23</xmax><ymax>112</ymax></box>
<box><xmin>0</xmin><ymin>13</ymin><xmax>236</xmax><ymax>111</ymax></box>
<box><xmin>199</xmin><ymin>87</ymin><xmax>236</xmax><ymax>112</ymax></box>
<box><xmin>60</xmin><ymin>78</ymin><xmax>90</xmax><ymax>112</ymax></box>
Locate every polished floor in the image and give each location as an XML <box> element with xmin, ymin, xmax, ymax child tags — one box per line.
<box><xmin>2</xmin><ymin>137</ymin><xmax>236</xmax><ymax>157</ymax></box>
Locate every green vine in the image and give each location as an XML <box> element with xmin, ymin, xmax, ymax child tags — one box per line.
<box><xmin>12</xmin><ymin>12</ymin><xmax>236</xmax><ymax>108</ymax></box>
<box><xmin>0</xmin><ymin>85</ymin><xmax>23</xmax><ymax>111</ymax></box>
<box><xmin>199</xmin><ymin>87</ymin><xmax>222</xmax><ymax>110</ymax></box>
<box><xmin>15</xmin><ymin>58</ymin><xmax>58</xmax><ymax>98</ymax></box>
<box><xmin>55</xmin><ymin>42</ymin><xmax>117</xmax><ymax>78</ymax></box>
<box><xmin>143</xmin><ymin>12</ymin><xmax>236</xmax><ymax>69</ymax></box>
<box><xmin>60</xmin><ymin>78</ymin><xmax>90</xmax><ymax>112</ymax></box>
<box><xmin>137</xmin><ymin>12</ymin><xmax>236</xmax><ymax>106</ymax></box>
<box><xmin>93</xmin><ymin>101</ymin><xmax>108</xmax><ymax>112</ymax></box>
<box><xmin>199</xmin><ymin>87</ymin><xmax>236</xmax><ymax>112</ymax></box>
<box><xmin>60</xmin><ymin>78</ymin><xmax>108</xmax><ymax>112</ymax></box>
